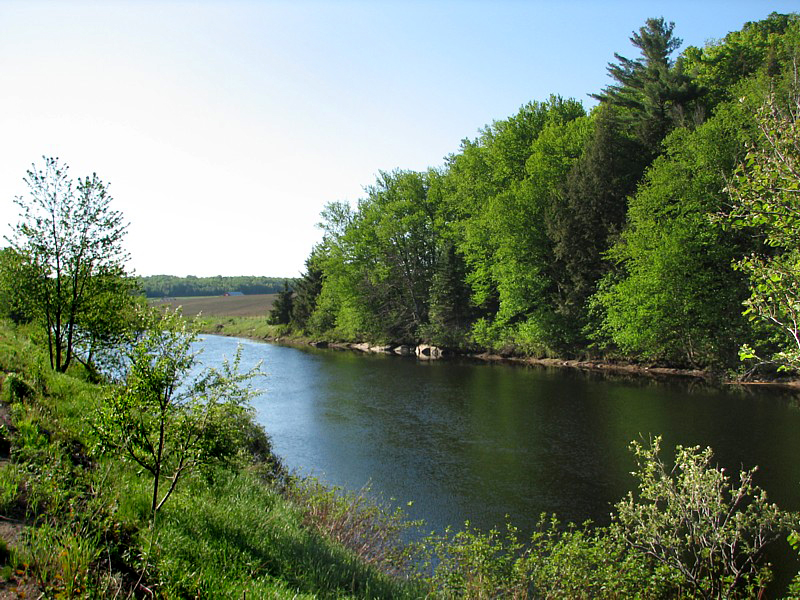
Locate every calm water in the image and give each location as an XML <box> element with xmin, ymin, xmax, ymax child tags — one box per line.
<box><xmin>197</xmin><ymin>334</ymin><xmax>800</xmax><ymax>579</ymax></box>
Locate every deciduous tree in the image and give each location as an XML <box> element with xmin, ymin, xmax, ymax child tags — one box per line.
<box><xmin>722</xmin><ymin>83</ymin><xmax>800</xmax><ymax>372</ymax></box>
<box><xmin>6</xmin><ymin>157</ymin><xmax>130</xmax><ymax>372</ymax></box>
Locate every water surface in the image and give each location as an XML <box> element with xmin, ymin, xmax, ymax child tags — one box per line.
<box><xmin>196</xmin><ymin>334</ymin><xmax>800</xmax><ymax>541</ymax></box>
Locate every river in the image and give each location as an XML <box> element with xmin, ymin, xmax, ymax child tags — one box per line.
<box><xmin>196</xmin><ymin>334</ymin><xmax>800</xmax><ymax>584</ymax></box>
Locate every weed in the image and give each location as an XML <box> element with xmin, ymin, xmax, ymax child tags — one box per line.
<box><xmin>0</xmin><ymin>463</ymin><xmax>22</xmax><ymax>514</ymax></box>
<box><xmin>13</xmin><ymin>523</ymin><xmax>100</xmax><ymax>597</ymax></box>
<box><xmin>288</xmin><ymin>478</ymin><xmax>421</xmax><ymax>579</ymax></box>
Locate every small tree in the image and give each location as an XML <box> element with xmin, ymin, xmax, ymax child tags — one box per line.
<box><xmin>614</xmin><ymin>437</ymin><xmax>793</xmax><ymax>598</ymax></box>
<box><xmin>6</xmin><ymin>157</ymin><xmax>130</xmax><ymax>372</ymax></box>
<box><xmin>94</xmin><ymin>309</ymin><xmax>260</xmax><ymax>516</ymax></box>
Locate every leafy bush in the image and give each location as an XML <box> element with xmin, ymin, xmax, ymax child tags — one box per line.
<box><xmin>93</xmin><ymin>309</ymin><xmax>261</xmax><ymax>516</ymax></box>
<box><xmin>417</xmin><ymin>438</ymin><xmax>795</xmax><ymax>598</ymax></box>
<box><xmin>613</xmin><ymin>437</ymin><xmax>793</xmax><ymax>598</ymax></box>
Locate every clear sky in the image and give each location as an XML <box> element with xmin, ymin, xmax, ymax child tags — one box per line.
<box><xmin>1</xmin><ymin>1</ymin><xmax>796</xmax><ymax>278</ymax></box>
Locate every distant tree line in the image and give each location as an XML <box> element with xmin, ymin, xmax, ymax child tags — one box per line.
<box><xmin>288</xmin><ymin>13</ymin><xmax>800</xmax><ymax>373</ymax></box>
<box><xmin>138</xmin><ymin>275</ymin><xmax>294</xmax><ymax>298</ymax></box>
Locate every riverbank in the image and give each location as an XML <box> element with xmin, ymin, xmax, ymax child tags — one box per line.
<box><xmin>4</xmin><ymin>317</ymin><xmax>799</xmax><ymax>597</ymax></box>
<box><xmin>197</xmin><ymin>316</ymin><xmax>800</xmax><ymax>389</ymax></box>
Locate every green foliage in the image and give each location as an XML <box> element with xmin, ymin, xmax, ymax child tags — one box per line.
<box><xmin>720</xmin><ymin>78</ymin><xmax>800</xmax><ymax>372</ymax></box>
<box><xmin>546</xmin><ymin>105</ymin><xmax>646</xmax><ymax>349</ymax></box>
<box><xmin>311</xmin><ymin>170</ymin><xmax>442</xmax><ymax>342</ymax></box>
<box><xmin>0</xmin><ymin>319</ymin><xmax>423</xmax><ymax>598</ymax></box>
<box><xmin>0</xmin><ymin>248</ymin><xmax>37</xmax><ymax>324</ymax></box>
<box><xmin>448</xmin><ymin>97</ymin><xmax>586</xmax><ymax>318</ymax></box>
<box><xmin>138</xmin><ymin>274</ymin><xmax>292</xmax><ymax>297</ymax></box>
<box><xmin>417</xmin><ymin>438</ymin><xmax>793</xmax><ymax>599</ymax></box>
<box><xmin>420</xmin><ymin>520</ymin><xmax>530</xmax><ymax>598</ymax></box>
<box><xmin>614</xmin><ymin>437</ymin><xmax>792</xmax><ymax>598</ymax></box>
<box><xmin>422</xmin><ymin>239</ymin><xmax>474</xmax><ymax>348</ymax></box>
<box><xmin>682</xmin><ymin>13</ymin><xmax>800</xmax><ymax>108</ymax></box>
<box><xmin>93</xmin><ymin>309</ymin><xmax>261</xmax><ymax>515</ymax></box>
<box><xmin>297</xmin><ymin>15</ymin><xmax>800</xmax><ymax>367</ymax></box>
<box><xmin>525</xmin><ymin>519</ymin><xmax>659</xmax><ymax>598</ymax></box>
<box><xmin>291</xmin><ymin>249</ymin><xmax>325</xmax><ymax>331</ymax></box>
<box><xmin>592</xmin><ymin>18</ymin><xmax>703</xmax><ymax>148</ymax></box>
<box><xmin>5</xmin><ymin>157</ymin><xmax>131</xmax><ymax>373</ymax></box>
<box><xmin>269</xmin><ymin>280</ymin><xmax>294</xmax><ymax>325</ymax></box>
<box><xmin>596</xmin><ymin>90</ymin><xmax>762</xmax><ymax>368</ymax></box>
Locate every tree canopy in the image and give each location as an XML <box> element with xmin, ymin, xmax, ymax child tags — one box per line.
<box><xmin>5</xmin><ymin>157</ymin><xmax>133</xmax><ymax>372</ymax></box>
<box><xmin>287</xmin><ymin>12</ymin><xmax>800</xmax><ymax>374</ymax></box>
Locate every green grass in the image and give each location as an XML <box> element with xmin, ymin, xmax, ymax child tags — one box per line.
<box><xmin>147</xmin><ymin>471</ymin><xmax>421</xmax><ymax>598</ymax></box>
<box><xmin>196</xmin><ymin>315</ymin><xmax>303</xmax><ymax>341</ymax></box>
<box><xmin>0</xmin><ymin>319</ymin><xmax>424</xmax><ymax>598</ymax></box>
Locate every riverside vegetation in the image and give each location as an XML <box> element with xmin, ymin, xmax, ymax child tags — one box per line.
<box><xmin>2</xmin><ymin>318</ymin><xmax>800</xmax><ymax>598</ymax></box>
<box><xmin>3</xmin><ymin>11</ymin><xmax>800</xmax><ymax>599</ymax></box>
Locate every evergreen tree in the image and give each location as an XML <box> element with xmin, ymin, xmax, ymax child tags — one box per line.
<box><xmin>545</xmin><ymin>106</ymin><xmax>646</xmax><ymax>347</ymax></box>
<box><xmin>592</xmin><ymin>17</ymin><xmax>702</xmax><ymax>150</ymax></box>
<box><xmin>291</xmin><ymin>251</ymin><xmax>324</xmax><ymax>331</ymax></box>
<box><xmin>269</xmin><ymin>281</ymin><xmax>294</xmax><ymax>325</ymax></box>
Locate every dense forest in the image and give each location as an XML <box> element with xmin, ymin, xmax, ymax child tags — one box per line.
<box><xmin>284</xmin><ymin>13</ymin><xmax>800</xmax><ymax>375</ymax></box>
<box><xmin>138</xmin><ymin>274</ymin><xmax>292</xmax><ymax>298</ymax></box>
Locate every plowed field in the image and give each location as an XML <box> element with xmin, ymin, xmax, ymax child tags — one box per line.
<box><xmin>150</xmin><ymin>294</ymin><xmax>277</xmax><ymax>317</ymax></box>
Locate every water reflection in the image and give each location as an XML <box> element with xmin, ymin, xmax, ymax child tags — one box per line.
<box><xmin>195</xmin><ymin>335</ymin><xmax>800</xmax><ymax>539</ymax></box>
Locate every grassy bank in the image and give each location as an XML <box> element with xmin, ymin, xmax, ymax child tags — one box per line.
<box><xmin>0</xmin><ymin>320</ymin><xmax>422</xmax><ymax>598</ymax></box>
<box><xmin>196</xmin><ymin>315</ymin><xmax>294</xmax><ymax>341</ymax></box>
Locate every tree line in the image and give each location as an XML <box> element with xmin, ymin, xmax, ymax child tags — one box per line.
<box><xmin>138</xmin><ymin>274</ymin><xmax>293</xmax><ymax>298</ymax></box>
<box><xmin>282</xmin><ymin>13</ymin><xmax>800</xmax><ymax>374</ymax></box>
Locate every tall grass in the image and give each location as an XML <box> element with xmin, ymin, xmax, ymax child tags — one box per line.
<box><xmin>195</xmin><ymin>315</ymin><xmax>299</xmax><ymax>341</ymax></box>
<box><xmin>147</xmin><ymin>469</ymin><xmax>422</xmax><ymax>598</ymax></box>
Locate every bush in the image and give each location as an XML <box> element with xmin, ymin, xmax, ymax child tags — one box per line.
<box><xmin>613</xmin><ymin>437</ymin><xmax>794</xmax><ymax>598</ymax></box>
<box><xmin>417</xmin><ymin>438</ymin><xmax>795</xmax><ymax>599</ymax></box>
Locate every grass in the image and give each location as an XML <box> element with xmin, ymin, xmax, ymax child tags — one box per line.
<box><xmin>149</xmin><ymin>471</ymin><xmax>422</xmax><ymax>598</ymax></box>
<box><xmin>0</xmin><ymin>320</ymin><xmax>424</xmax><ymax>598</ymax></box>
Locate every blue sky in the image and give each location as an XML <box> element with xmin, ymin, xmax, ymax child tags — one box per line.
<box><xmin>1</xmin><ymin>1</ymin><xmax>796</xmax><ymax>277</ymax></box>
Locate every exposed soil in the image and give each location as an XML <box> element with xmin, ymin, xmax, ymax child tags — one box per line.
<box><xmin>150</xmin><ymin>293</ymin><xmax>277</xmax><ymax>317</ymax></box>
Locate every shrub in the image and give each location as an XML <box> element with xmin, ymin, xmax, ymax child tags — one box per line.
<box><xmin>417</xmin><ymin>438</ymin><xmax>795</xmax><ymax>599</ymax></box>
<box><xmin>613</xmin><ymin>437</ymin><xmax>794</xmax><ymax>598</ymax></box>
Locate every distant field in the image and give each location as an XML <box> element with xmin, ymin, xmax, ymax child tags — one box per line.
<box><xmin>149</xmin><ymin>294</ymin><xmax>277</xmax><ymax>317</ymax></box>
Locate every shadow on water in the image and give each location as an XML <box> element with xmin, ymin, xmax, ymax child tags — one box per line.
<box><xmin>196</xmin><ymin>335</ymin><xmax>800</xmax><ymax>591</ymax></box>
